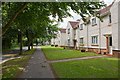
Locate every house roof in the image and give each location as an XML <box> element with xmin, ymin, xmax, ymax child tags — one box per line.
<box><xmin>59</xmin><ymin>28</ymin><xmax>66</xmax><ymax>33</ymax></box>
<box><xmin>98</xmin><ymin>5</ymin><xmax>112</xmax><ymax>14</ymax></box>
<box><xmin>69</xmin><ymin>21</ymin><xmax>79</xmax><ymax>29</ymax></box>
<box><xmin>98</xmin><ymin>2</ymin><xmax>114</xmax><ymax>15</ymax></box>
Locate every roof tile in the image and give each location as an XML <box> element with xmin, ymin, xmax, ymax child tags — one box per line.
<box><xmin>69</xmin><ymin>21</ymin><xmax>79</xmax><ymax>29</ymax></box>
<box><xmin>59</xmin><ymin>28</ymin><xmax>66</xmax><ymax>33</ymax></box>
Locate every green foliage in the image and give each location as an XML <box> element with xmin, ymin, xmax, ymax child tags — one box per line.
<box><xmin>2</xmin><ymin>2</ymin><xmax>105</xmax><ymax>32</ymax></box>
<box><xmin>2</xmin><ymin>2</ymin><xmax>105</xmax><ymax>49</ymax></box>
<box><xmin>2</xmin><ymin>27</ymin><xmax>18</xmax><ymax>49</ymax></box>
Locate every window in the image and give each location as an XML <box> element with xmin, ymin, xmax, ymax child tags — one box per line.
<box><xmin>92</xmin><ymin>18</ymin><xmax>97</xmax><ymax>26</ymax></box>
<box><xmin>68</xmin><ymin>28</ymin><xmax>70</xmax><ymax>34</ymax></box>
<box><xmin>109</xmin><ymin>14</ymin><xmax>112</xmax><ymax>23</ymax></box>
<box><xmin>109</xmin><ymin>37</ymin><xmax>112</xmax><ymax>46</ymax></box>
<box><xmin>80</xmin><ymin>24</ymin><xmax>83</xmax><ymax>30</ymax></box>
<box><xmin>68</xmin><ymin>39</ymin><xmax>70</xmax><ymax>45</ymax></box>
<box><xmin>80</xmin><ymin>38</ymin><xmax>84</xmax><ymax>44</ymax></box>
<box><xmin>91</xmin><ymin>36</ymin><xmax>98</xmax><ymax>44</ymax></box>
<box><xmin>74</xmin><ymin>30</ymin><xmax>76</xmax><ymax>36</ymax></box>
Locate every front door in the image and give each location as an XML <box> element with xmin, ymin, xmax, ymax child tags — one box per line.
<box><xmin>109</xmin><ymin>36</ymin><xmax>112</xmax><ymax>54</ymax></box>
<box><xmin>73</xmin><ymin>40</ymin><xmax>77</xmax><ymax>49</ymax></box>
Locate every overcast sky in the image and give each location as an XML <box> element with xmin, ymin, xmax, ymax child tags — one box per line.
<box><xmin>58</xmin><ymin>0</ymin><xmax>114</xmax><ymax>28</ymax></box>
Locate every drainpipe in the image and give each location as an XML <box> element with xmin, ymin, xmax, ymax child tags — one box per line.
<box><xmin>98</xmin><ymin>17</ymin><xmax>101</xmax><ymax>54</ymax></box>
<box><xmin>79</xmin><ymin>27</ymin><xmax>80</xmax><ymax>50</ymax></box>
<box><xmin>86</xmin><ymin>24</ymin><xmax>89</xmax><ymax>51</ymax></box>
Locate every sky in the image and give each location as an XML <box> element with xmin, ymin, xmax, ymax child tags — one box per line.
<box><xmin>58</xmin><ymin>0</ymin><xmax>114</xmax><ymax>29</ymax></box>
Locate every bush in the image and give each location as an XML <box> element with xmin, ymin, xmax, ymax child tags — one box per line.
<box><xmin>55</xmin><ymin>45</ymin><xmax>58</xmax><ymax>47</ymax></box>
<box><xmin>81</xmin><ymin>50</ymin><xmax>85</xmax><ymax>52</ymax></box>
<box><xmin>51</xmin><ymin>45</ymin><xmax>54</xmax><ymax>47</ymax></box>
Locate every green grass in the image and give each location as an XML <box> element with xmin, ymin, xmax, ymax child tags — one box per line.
<box><xmin>2</xmin><ymin>49</ymin><xmax>36</xmax><ymax>79</ymax></box>
<box><xmin>51</xmin><ymin>57</ymin><xmax>119</xmax><ymax>78</ymax></box>
<box><xmin>41</xmin><ymin>46</ymin><xmax>100</xmax><ymax>60</ymax></box>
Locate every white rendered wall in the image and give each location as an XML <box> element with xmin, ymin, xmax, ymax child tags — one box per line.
<box><xmin>66</xmin><ymin>22</ymin><xmax>74</xmax><ymax>47</ymax></box>
<box><xmin>110</xmin><ymin>1</ymin><xmax>119</xmax><ymax>50</ymax></box>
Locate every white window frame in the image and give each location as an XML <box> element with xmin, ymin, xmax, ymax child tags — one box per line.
<box><xmin>68</xmin><ymin>39</ymin><xmax>70</xmax><ymax>45</ymax></box>
<box><xmin>80</xmin><ymin>38</ymin><xmax>84</xmax><ymax>44</ymax></box>
<box><xmin>109</xmin><ymin>14</ymin><xmax>112</xmax><ymax>23</ymax></box>
<box><xmin>92</xmin><ymin>18</ymin><xmax>97</xmax><ymax>26</ymax></box>
<box><xmin>80</xmin><ymin>24</ymin><xmax>83</xmax><ymax>30</ymax></box>
<box><xmin>91</xmin><ymin>36</ymin><xmax>98</xmax><ymax>44</ymax></box>
<box><xmin>68</xmin><ymin>28</ymin><xmax>70</xmax><ymax>34</ymax></box>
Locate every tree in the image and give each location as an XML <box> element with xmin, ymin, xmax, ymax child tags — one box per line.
<box><xmin>2</xmin><ymin>2</ymin><xmax>105</xmax><ymax>54</ymax></box>
<box><xmin>2</xmin><ymin>2</ymin><xmax>28</xmax><ymax>35</ymax></box>
<box><xmin>2</xmin><ymin>2</ymin><xmax>105</xmax><ymax>35</ymax></box>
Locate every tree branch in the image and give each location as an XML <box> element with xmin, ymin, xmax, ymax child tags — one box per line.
<box><xmin>2</xmin><ymin>2</ymin><xmax>28</xmax><ymax>36</ymax></box>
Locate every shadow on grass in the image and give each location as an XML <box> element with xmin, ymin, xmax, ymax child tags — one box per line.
<box><xmin>2</xmin><ymin>49</ymin><xmax>36</xmax><ymax>79</ymax></box>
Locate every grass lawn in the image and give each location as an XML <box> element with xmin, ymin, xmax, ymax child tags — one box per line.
<box><xmin>2</xmin><ymin>49</ymin><xmax>36</xmax><ymax>79</ymax></box>
<box><xmin>41</xmin><ymin>46</ymin><xmax>100</xmax><ymax>60</ymax></box>
<box><xmin>51</xmin><ymin>57</ymin><xmax>119</xmax><ymax>78</ymax></box>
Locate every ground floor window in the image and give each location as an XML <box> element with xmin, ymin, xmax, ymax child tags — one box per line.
<box><xmin>80</xmin><ymin>38</ymin><xmax>84</xmax><ymax>44</ymax></box>
<box><xmin>91</xmin><ymin>36</ymin><xmax>98</xmax><ymax>44</ymax></box>
<box><xmin>68</xmin><ymin>39</ymin><xmax>70</xmax><ymax>46</ymax></box>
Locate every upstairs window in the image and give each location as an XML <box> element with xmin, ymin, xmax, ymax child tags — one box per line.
<box><xmin>92</xmin><ymin>18</ymin><xmax>97</xmax><ymax>26</ymax></box>
<box><xmin>80</xmin><ymin>24</ymin><xmax>83</xmax><ymax>30</ymax></box>
<box><xmin>68</xmin><ymin>28</ymin><xmax>70</xmax><ymax>34</ymax></box>
<box><xmin>74</xmin><ymin>30</ymin><xmax>76</xmax><ymax>36</ymax></box>
<box><xmin>109</xmin><ymin>14</ymin><xmax>112</xmax><ymax>23</ymax></box>
<box><xmin>91</xmin><ymin>36</ymin><xmax>98</xmax><ymax>44</ymax></box>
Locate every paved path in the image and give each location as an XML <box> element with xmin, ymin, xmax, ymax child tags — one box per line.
<box><xmin>48</xmin><ymin>55</ymin><xmax>108</xmax><ymax>63</ymax></box>
<box><xmin>2</xmin><ymin>46</ymin><xmax>29</xmax><ymax>64</ymax></box>
<box><xmin>0</xmin><ymin>56</ymin><xmax>22</xmax><ymax>64</ymax></box>
<box><xmin>19</xmin><ymin>47</ymin><xmax>55</xmax><ymax>78</ymax></box>
<box><xmin>2</xmin><ymin>46</ymin><xmax>28</xmax><ymax>61</ymax></box>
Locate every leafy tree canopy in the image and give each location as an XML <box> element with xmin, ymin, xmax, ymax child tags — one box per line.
<box><xmin>2</xmin><ymin>2</ymin><xmax>105</xmax><ymax>35</ymax></box>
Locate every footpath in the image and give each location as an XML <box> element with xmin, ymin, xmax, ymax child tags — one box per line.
<box><xmin>19</xmin><ymin>47</ymin><xmax>54</xmax><ymax>78</ymax></box>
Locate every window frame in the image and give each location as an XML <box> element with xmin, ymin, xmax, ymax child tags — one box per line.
<box><xmin>109</xmin><ymin>14</ymin><xmax>112</xmax><ymax>23</ymax></box>
<box><xmin>68</xmin><ymin>28</ymin><xmax>70</xmax><ymax>34</ymax></box>
<box><xmin>92</xmin><ymin>18</ymin><xmax>97</xmax><ymax>26</ymax></box>
<box><xmin>80</xmin><ymin>24</ymin><xmax>84</xmax><ymax>30</ymax></box>
<box><xmin>68</xmin><ymin>39</ymin><xmax>70</xmax><ymax>45</ymax></box>
<box><xmin>80</xmin><ymin>38</ymin><xmax>84</xmax><ymax>44</ymax></box>
<box><xmin>91</xmin><ymin>36</ymin><xmax>98</xmax><ymax>45</ymax></box>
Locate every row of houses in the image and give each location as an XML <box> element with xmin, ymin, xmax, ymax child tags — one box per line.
<box><xmin>51</xmin><ymin>0</ymin><xmax>120</xmax><ymax>57</ymax></box>
<box><xmin>51</xmin><ymin>28</ymin><xmax>66</xmax><ymax>47</ymax></box>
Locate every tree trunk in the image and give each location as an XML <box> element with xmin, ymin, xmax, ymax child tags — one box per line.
<box><xmin>26</xmin><ymin>30</ymin><xmax>31</xmax><ymax>51</ymax></box>
<box><xmin>27</xmin><ymin>34</ymin><xmax>35</xmax><ymax>50</ymax></box>
<box><xmin>19</xmin><ymin>32</ymin><xmax>22</xmax><ymax>55</ymax></box>
<box><xmin>27</xmin><ymin>36</ymin><xmax>31</xmax><ymax>50</ymax></box>
<box><xmin>31</xmin><ymin>42</ymin><xmax>33</xmax><ymax>49</ymax></box>
<box><xmin>36</xmin><ymin>39</ymin><xmax>38</xmax><ymax>46</ymax></box>
<box><xmin>28</xmin><ymin>44</ymin><xmax>31</xmax><ymax>50</ymax></box>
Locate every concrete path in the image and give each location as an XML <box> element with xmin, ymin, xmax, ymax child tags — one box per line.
<box><xmin>0</xmin><ymin>56</ymin><xmax>22</xmax><ymax>64</ymax></box>
<box><xmin>48</xmin><ymin>55</ymin><xmax>108</xmax><ymax>63</ymax></box>
<box><xmin>2</xmin><ymin>46</ymin><xmax>28</xmax><ymax>61</ymax></box>
<box><xmin>19</xmin><ymin>47</ymin><xmax>55</xmax><ymax>78</ymax></box>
